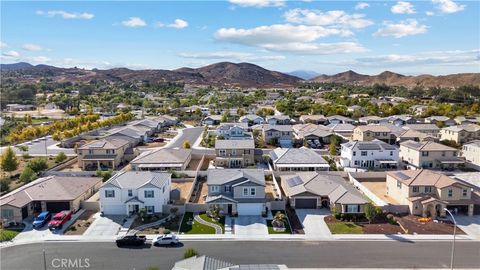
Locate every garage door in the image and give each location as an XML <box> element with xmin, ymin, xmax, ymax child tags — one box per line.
<box><xmin>295</xmin><ymin>198</ymin><xmax>317</xmax><ymax>209</ymax></box>
<box><xmin>46</xmin><ymin>201</ymin><xmax>71</xmax><ymax>213</ymax></box>
<box><xmin>102</xmin><ymin>205</ymin><xmax>125</xmax><ymax>215</ymax></box>
<box><xmin>237</xmin><ymin>203</ymin><xmax>264</xmax><ymax>215</ymax></box>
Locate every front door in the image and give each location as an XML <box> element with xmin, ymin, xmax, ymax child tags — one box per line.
<box><xmin>227</xmin><ymin>204</ymin><xmax>232</xmax><ymax>214</ymax></box>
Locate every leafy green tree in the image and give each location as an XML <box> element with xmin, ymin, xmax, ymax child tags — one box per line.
<box><xmin>26</xmin><ymin>157</ymin><xmax>48</xmax><ymax>173</ymax></box>
<box><xmin>182</xmin><ymin>140</ymin><xmax>191</xmax><ymax>149</ymax></box>
<box><xmin>0</xmin><ymin>179</ymin><xmax>10</xmax><ymax>193</ymax></box>
<box><xmin>96</xmin><ymin>170</ymin><xmax>113</xmax><ymax>182</ymax></box>
<box><xmin>1</xmin><ymin>147</ymin><xmax>19</xmax><ymax>176</ymax></box>
<box><xmin>183</xmin><ymin>248</ymin><xmax>199</xmax><ymax>259</ymax></box>
<box><xmin>364</xmin><ymin>203</ymin><xmax>381</xmax><ymax>224</ymax></box>
<box><xmin>55</xmin><ymin>152</ymin><xmax>67</xmax><ymax>163</ymax></box>
<box><xmin>20</xmin><ymin>166</ymin><xmax>37</xmax><ymax>183</ymax></box>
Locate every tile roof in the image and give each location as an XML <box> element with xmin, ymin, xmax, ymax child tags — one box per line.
<box><xmin>400</xmin><ymin>140</ymin><xmax>457</xmax><ymax>151</ymax></box>
<box><xmin>130</xmin><ymin>148</ymin><xmax>192</xmax><ymax>164</ymax></box>
<box><xmin>341</xmin><ymin>139</ymin><xmax>398</xmax><ymax>151</ymax></box>
<box><xmin>355</xmin><ymin>125</ymin><xmax>392</xmax><ymax>132</ymax></box>
<box><xmin>215</xmin><ymin>139</ymin><xmax>255</xmax><ymax>149</ymax></box>
<box><xmin>103</xmin><ymin>171</ymin><xmax>171</xmax><ymax>189</ymax></box>
<box><xmin>387</xmin><ymin>169</ymin><xmax>471</xmax><ymax>188</ymax></box>
<box><xmin>207</xmin><ymin>169</ymin><xmax>265</xmax><ymax>186</ymax></box>
<box><xmin>404</xmin><ymin>124</ymin><xmax>440</xmax><ymax>131</ymax></box>
<box><xmin>262</xmin><ymin>124</ymin><xmax>293</xmax><ymax>132</ymax></box>
<box><xmin>172</xmin><ymin>255</ymin><xmax>234</xmax><ymax>270</ymax></box>
<box><xmin>442</xmin><ymin>124</ymin><xmax>480</xmax><ymax>133</ymax></box>
<box><xmin>79</xmin><ymin>137</ymin><xmax>130</xmax><ymax>150</ymax></box>
<box><xmin>270</xmin><ymin>147</ymin><xmax>328</xmax><ymax>165</ymax></box>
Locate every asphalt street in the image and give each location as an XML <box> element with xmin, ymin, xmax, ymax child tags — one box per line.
<box><xmin>1</xmin><ymin>240</ymin><xmax>479</xmax><ymax>270</ymax></box>
<box><xmin>167</xmin><ymin>127</ymin><xmax>204</xmax><ymax>149</ymax></box>
<box><xmin>0</xmin><ymin>137</ymin><xmax>76</xmax><ymax>156</ymax></box>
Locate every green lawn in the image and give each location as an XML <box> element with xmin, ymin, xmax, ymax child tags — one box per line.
<box><xmin>179</xmin><ymin>212</ymin><xmax>225</xmax><ymax>234</ymax></box>
<box><xmin>0</xmin><ymin>229</ymin><xmax>20</xmax><ymax>242</ymax></box>
<box><xmin>326</xmin><ymin>222</ymin><xmax>363</xmax><ymax>234</ymax></box>
<box><xmin>267</xmin><ymin>220</ymin><xmax>292</xmax><ymax>234</ymax></box>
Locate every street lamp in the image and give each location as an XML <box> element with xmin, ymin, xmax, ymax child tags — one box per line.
<box><xmin>444</xmin><ymin>208</ymin><xmax>457</xmax><ymax>270</ymax></box>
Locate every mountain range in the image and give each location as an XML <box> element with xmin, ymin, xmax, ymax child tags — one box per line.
<box><xmin>1</xmin><ymin>62</ymin><xmax>479</xmax><ymax>88</ymax></box>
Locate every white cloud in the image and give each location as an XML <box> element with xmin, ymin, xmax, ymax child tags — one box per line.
<box><xmin>36</xmin><ymin>10</ymin><xmax>94</xmax><ymax>20</ymax></box>
<box><xmin>355</xmin><ymin>2</ymin><xmax>370</xmax><ymax>10</ymax></box>
<box><xmin>355</xmin><ymin>49</ymin><xmax>479</xmax><ymax>66</ymax></box>
<box><xmin>426</xmin><ymin>11</ymin><xmax>435</xmax><ymax>16</ymax></box>
<box><xmin>2</xmin><ymin>50</ymin><xmax>20</xmax><ymax>58</ymax></box>
<box><xmin>28</xmin><ymin>56</ymin><xmax>51</xmax><ymax>63</ymax></box>
<box><xmin>121</xmin><ymin>17</ymin><xmax>147</xmax><ymax>28</ymax></box>
<box><xmin>0</xmin><ymin>41</ymin><xmax>7</xmax><ymax>48</ymax></box>
<box><xmin>391</xmin><ymin>1</ymin><xmax>416</xmax><ymax>14</ymax></box>
<box><xmin>228</xmin><ymin>0</ymin><xmax>285</xmax><ymax>8</ymax></box>
<box><xmin>168</xmin><ymin>19</ymin><xmax>189</xmax><ymax>29</ymax></box>
<box><xmin>22</xmin><ymin>43</ymin><xmax>45</xmax><ymax>51</ymax></box>
<box><xmin>283</xmin><ymin>9</ymin><xmax>373</xmax><ymax>29</ymax></box>
<box><xmin>374</xmin><ymin>19</ymin><xmax>427</xmax><ymax>38</ymax></box>
<box><xmin>179</xmin><ymin>51</ymin><xmax>285</xmax><ymax>62</ymax></box>
<box><xmin>260</xmin><ymin>42</ymin><xmax>367</xmax><ymax>54</ymax></box>
<box><xmin>432</xmin><ymin>0</ymin><xmax>465</xmax><ymax>14</ymax></box>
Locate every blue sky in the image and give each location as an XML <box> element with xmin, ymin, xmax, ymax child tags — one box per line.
<box><xmin>1</xmin><ymin>0</ymin><xmax>478</xmax><ymax>75</ymax></box>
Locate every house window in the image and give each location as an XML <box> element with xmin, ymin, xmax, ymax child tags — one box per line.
<box><xmin>232</xmin><ymin>149</ymin><xmax>237</xmax><ymax>155</ymax></box>
<box><xmin>463</xmin><ymin>189</ymin><xmax>467</xmax><ymax>197</ymax></box>
<box><xmin>219</xmin><ymin>150</ymin><xmax>226</xmax><ymax>156</ymax></box>
<box><xmin>448</xmin><ymin>189</ymin><xmax>453</xmax><ymax>197</ymax></box>
<box><xmin>354</xmin><ymin>160</ymin><xmax>359</xmax><ymax>165</ymax></box>
<box><xmin>353</xmin><ymin>151</ymin><xmax>356</xmax><ymax>156</ymax></box>
<box><xmin>397</xmin><ymin>180</ymin><xmax>402</xmax><ymax>189</ymax></box>
<box><xmin>441</xmin><ymin>151</ymin><xmax>445</xmax><ymax>157</ymax></box>
<box><xmin>88</xmin><ymin>150</ymin><xmax>94</xmax><ymax>155</ymax></box>
<box><xmin>1</xmin><ymin>209</ymin><xmax>14</xmax><ymax>219</ymax></box>
<box><xmin>425</xmin><ymin>186</ymin><xmax>432</xmax><ymax>193</ymax></box>
<box><xmin>225</xmin><ymin>186</ymin><xmax>231</xmax><ymax>192</ymax></box>
<box><xmin>145</xmin><ymin>206</ymin><xmax>155</xmax><ymax>214</ymax></box>
<box><xmin>250</xmin><ymin>188</ymin><xmax>256</xmax><ymax>196</ymax></box>
<box><xmin>144</xmin><ymin>190</ymin><xmax>154</xmax><ymax>198</ymax></box>
<box><xmin>422</xmin><ymin>151</ymin><xmax>429</xmax><ymax>157</ymax></box>
<box><xmin>346</xmin><ymin>205</ymin><xmax>359</xmax><ymax>213</ymax></box>
<box><xmin>413</xmin><ymin>186</ymin><xmax>419</xmax><ymax>193</ymax></box>
<box><xmin>105</xmin><ymin>190</ymin><xmax>115</xmax><ymax>198</ymax></box>
<box><xmin>163</xmin><ymin>186</ymin><xmax>165</xmax><ymax>193</ymax></box>
<box><xmin>390</xmin><ymin>151</ymin><xmax>393</xmax><ymax>156</ymax></box>
<box><xmin>361</xmin><ymin>151</ymin><xmax>367</xmax><ymax>156</ymax></box>
<box><xmin>210</xmin><ymin>186</ymin><xmax>220</xmax><ymax>192</ymax></box>
<box><xmin>128</xmin><ymin>190</ymin><xmax>133</xmax><ymax>197</ymax></box>
<box><xmin>243</xmin><ymin>187</ymin><xmax>249</xmax><ymax>196</ymax></box>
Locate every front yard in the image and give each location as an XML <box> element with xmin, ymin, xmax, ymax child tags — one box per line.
<box><xmin>64</xmin><ymin>211</ymin><xmax>96</xmax><ymax>235</ymax></box>
<box><xmin>179</xmin><ymin>212</ymin><xmax>225</xmax><ymax>234</ymax></box>
<box><xmin>0</xmin><ymin>226</ymin><xmax>24</xmax><ymax>242</ymax></box>
<box><xmin>267</xmin><ymin>210</ymin><xmax>292</xmax><ymax>234</ymax></box>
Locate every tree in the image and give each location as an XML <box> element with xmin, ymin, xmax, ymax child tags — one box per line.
<box><xmin>182</xmin><ymin>140</ymin><xmax>191</xmax><ymax>149</ymax></box>
<box><xmin>1</xmin><ymin>147</ymin><xmax>19</xmax><ymax>176</ymax></box>
<box><xmin>96</xmin><ymin>170</ymin><xmax>113</xmax><ymax>182</ymax></box>
<box><xmin>272</xmin><ymin>211</ymin><xmax>286</xmax><ymax>228</ymax></box>
<box><xmin>183</xmin><ymin>248</ymin><xmax>199</xmax><ymax>259</ymax></box>
<box><xmin>26</xmin><ymin>158</ymin><xmax>48</xmax><ymax>173</ymax></box>
<box><xmin>364</xmin><ymin>203</ymin><xmax>379</xmax><ymax>224</ymax></box>
<box><xmin>329</xmin><ymin>140</ymin><xmax>337</xmax><ymax>156</ymax></box>
<box><xmin>20</xmin><ymin>167</ymin><xmax>37</xmax><ymax>183</ymax></box>
<box><xmin>0</xmin><ymin>179</ymin><xmax>10</xmax><ymax>193</ymax></box>
<box><xmin>55</xmin><ymin>152</ymin><xmax>67</xmax><ymax>163</ymax></box>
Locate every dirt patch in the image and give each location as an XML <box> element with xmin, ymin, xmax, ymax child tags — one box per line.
<box><xmin>171</xmin><ymin>181</ymin><xmax>194</xmax><ymax>204</ymax></box>
<box><xmin>141</xmin><ymin>142</ymin><xmax>166</xmax><ymax>148</ymax></box>
<box><xmin>265</xmin><ymin>180</ymin><xmax>278</xmax><ymax>201</ymax></box>
<box><xmin>64</xmin><ymin>211</ymin><xmax>96</xmax><ymax>235</ymax></box>
<box><xmin>138</xmin><ymin>214</ymin><xmax>183</xmax><ymax>234</ymax></box>
<box><xmin>396</xmin><ymin>215</ymin><xmax>464</xmax><ymax>235</ymax></box>
<box><xmin>192</xmin><ymin>179</ymin><xmax>208</xmax><ymax>203</ymax></box>
<box><xmin>361</xmin><ymin>181</ymin><xmax>400</xmax><ymax>204</ymax></box>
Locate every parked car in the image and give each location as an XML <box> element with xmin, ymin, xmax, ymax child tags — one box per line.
<box><xmin>48</xmin><ymin>210</ymin><xmax>73</xmax><ymax>230</ymax></box>
<box><xmin>153</xmin><ymin>137</ymin><xmax>164</xmax><ymax>143</ymax></box>
<box><xmin>152</xmin><ymin>234</ymin><xmax>179</xmax><ymax>246</ymax></box>
<box><xmin>33</xmin><ymin>211</ymin><xmax>51</xmax><ymax>229</ymax></box>
<box><xmin>116</xmin><ymin>234</ymin><xmax>147</xmax><ymax>247</ymax></box>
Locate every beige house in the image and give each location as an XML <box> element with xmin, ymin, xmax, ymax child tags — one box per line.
<box><xmin>400</xmin><ymin>140</ymin><xmax>464</xmax><ymax>170</ymax></box>
<box><xmin>77</xmin><ymin>138</ymin><xmax>136</xmax><ymax>170</ymax></box>
<box><xmin>0</xmin><ymin>176</ymin><xmax>101</xmax><ymax>223</ymax></box>
<box><xmin>386</xmin><ymin>170</ymin><xmax>474</xmax><ymax>217</ymax></box>
<box><xmin>462</xmin><ymin>140</ymin><xmax>480</xmax><ymax>168</ymax></box>
<box><xmin>262</xmin><ymin>124</ymin><xmax>293</xmax><ymax>147</ymax></box>
<box><xmin>352</xmin><ymin>125</ymin><xmax>396</xmax><ymax>144</ymax></box>
<box><xmin>299</xmin><ymin>115</ymin><xmax>328</xmax><ymax>125</ymax></box>
<box><xmin>215</xmin><ymin>139</ymin><xmax>255</xmax><ymax>168</ymax></box>
<box><xmin>440</xmin><ymin>124</ymin><xmax>480</xmax><ymax>144</ymax></box>
<box><xmin>130</xmin><ymin>148</ymin><xmax>192</xmax><ymax>171</ymax></box>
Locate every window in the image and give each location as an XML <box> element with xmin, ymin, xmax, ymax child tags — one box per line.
<box><xmin>145</xmin><ymin>206</ymin><xmax>155</xmax><ymax>214</ymax></box>
<box><xmin>105</xmin><ymin>190</ymin><xmax>115</xmax><ymax>198</ymax></box>
<box><xmin>128</xmin><ymin>190</ymin><xmax>133</xmax><ymax>197</ymax></box>
<box><xmin>425</xmin><ymin>186</ymin><xmax>432</xmax><ymax>193</ymax></box>
<box><xmin>390</xmin><ymin>151</ymin><xmax>393</xmax><ymax>156</ymax></box>
<box><xmin>144</xmin><ymin>190</ymin><xmax>154</xmax><ymax>198</ymax></box>
<box><xmin>361</xmin><ymin>151</ymin><xmax>367</xmax><ymax>156</ymax></box>
<box><xmin>219</xmin><ymin>150</ymin><xmax>226</xmax><ymax>156</ymax></box>
<box><xmin>210</xmin><ymin>186</ymin><xmax>220</xmax><ymax>192</ymax></box>
<box><xmin>1</xmin><ymin>209</ymin><xmax>14</xmax><ymax>219</ymax></box>
<box><xmin>383</xmin><ymin>132</ymin><xmax>388</xmax><ymax>136</ymax></box>
<box><xmin>448</xmin><ymin>189</ymin><xmax>453</xmax><ymax>197</ymax></box>
<box><xmin>232</xmin><ymin>149</ymin><xmax>237</xmax><ymax>155</ymax></box>
<box><xmin>354</xmin><ymin>160</ymin><xmax>359</xmax><ymax>165</ymax></box>
<box><xmin>106</xmin><ymin>149</ymin><xmax>115</xmax><ymax>154</ymax></box>
<box><xmin>225</xmin><ymin>186</ymin><xmax>231</xmax><ymax>192</ymax></box>
<box><xmin>397</xmin><ymin>180</ymin><xmax>402</xmax><ymax>189</ymax></box>
<box><xmin>463</xmin><ymin>189</ymin><xmax>468</xmax><ymax>197</ymax></box>
<box><xmin>346</xmin><ymin>205</ymin><xmax>359</xmax><ymax>213</ymax></box>
<box><xmin>250</xmin><ymin>187</ymin><xmax>256</xmax><ymax>196</ymax></box>
<box><xmin>353</xmin><ymin>151</ymin><xmax>356</xmax><ymax>156</ymax></box>
<box><xmin>422</xmin><ymin>151</ymin><xmax>429</xmax><ymax>157</ymax></box>
<box><xmin>375</xmin><ymin>132</ymin><xmax>380</xmax><ymax>136</ymax></box>
<box><xmin>163</xmin><ymin>186</ymin><xmax>165</xmax><ymax>193</ymax></box>
<box><xmin>413</xmin><ymin>186</ymin><xmax>419</xmax><ymax>193</ymax></box>
<box><xmin>441</xmin><ymin>151</ymin><xmax>445</xmax><ymax>157</ymax></box>
<box><xmin>243</xmin><ymin>188</ymin><xmax>249</xmax><ymax>196</ymax></box>
<box><xmin>88</xmin><ymin>150</ymin><xmax>94</xmax><ymax>155</ymax></box>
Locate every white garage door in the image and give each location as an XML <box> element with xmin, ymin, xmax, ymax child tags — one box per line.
<box><xmin>237</xmin><ymin>203</ymin><xmax>264</xmax><ymax>215</ymax></box>
<box><xmin>102</xmin><ymin>205</ymin><xmax>124</xmax><ymax>215</ymax></box>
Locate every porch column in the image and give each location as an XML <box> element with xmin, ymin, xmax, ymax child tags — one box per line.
<box><xmin>468</xmin><ymin>204</ymin><xmax>474</xmax><ymax>216</ymax></box>
<box><xmin>97</xmin><ymin>160</ymin><xmax>101</xmax><ymax>170</ymax></box>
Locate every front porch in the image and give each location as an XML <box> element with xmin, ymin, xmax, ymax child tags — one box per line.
<box><xmin>205</xmin><ymin>195</ymin><xmax>238</xmax><ymax>216</ymax></box>
<box><xmin>125</xmin><ymin>197</ymin><xmax>144</xmax><ymax>216</ymax></box>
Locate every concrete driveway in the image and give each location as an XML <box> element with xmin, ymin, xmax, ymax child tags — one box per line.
<box><xmin>454</xmin><ymin>214</ymin><xmax>480</xmax><ymax>240</ymax></box>
<box><xmin>295</xmin><ymin>208</ymin><xmax>332</xmax><ymax>238</ymax></box>
<box><xmin>83</xmin><ymin>213</ymin><xmax>124</xmax><ymax>237</ymax></box>
<box><xmin>233</xmin><ymin>216</ymin><xmax>268</xmax><ymax>236</ymax></box>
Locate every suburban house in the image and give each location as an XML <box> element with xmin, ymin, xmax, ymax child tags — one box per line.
<box><xmin>0</xmin><ymin>176</ymin><xmax>101</xmax><ymax>224</ymax></box>
<box><xmin>77</xmin><ymin>138</ymin><xmax>136</xmax><ymax>171</ymax></box>
<box><xmin>340</xmin><ymin>140</ymin><xmax>399</xmax><ymax>170</ymax></box>
<box><xmin>106</xmin><ymin>126</ymin><xmax>148</xmax><ymax>145</ymax></box>
<box><xmin>386</xmin><ymin>115</ymin><xmax>416</xmax><ymax>126</ymax></box>
<box><xmin>100</xmin><ymin>171</ymin><xmax>171</xmax><ymax>215</ymax></box>
<box><xmin>270</xmin><ymin>147</ymin><xmax>330</xmax><ymax>172</ymax></box>
<box><xmin>386</xmin><ymin>170</ymin><xmax>474</xmax><ymax>217</ymax></box>
<box><xmin>403</xmin><ymin>124</ymin><xmax>440</xmax><ymax>138</ymax></box>
<box><xmin>299</xmin><ymin>115</ymin><xmax>328</xmax><ymax>125</ymax></box>
<box><xmin>399</xmin><ymin>140</ymin><xmax>464</xmax><ymax>170</ymax></box>
<box><xmin>262</xmin><ymin>124</ymin><xmax>293</xmax><ymax>147</ymax></box>
<box><xmin>293</xmin><ymin>124</ymin><xmax>333</xmax><ymax>145</ymax></box>
<box><xmin>129</xmin><ymin>119</ymin><xmax>162</xmax><ymax>135</ymax></box>
<box><xmin>214</xmin><ymin>139</ymin><xmax>255</xmax><ymax>168</ymax></box>
<box><xmin>397</xmin><ymin>129</ymin><xmax>438</xmax><ymax>143</ymax></box>
<box><xmin>424</xmin><ymin>116</ymin><xmax>456</xmax><ymax>127</ymax></box>
<box><xmin>203</xmin><ymin>115</ymin><xmax>222</xmax><ymax>126</ymax></box>
<box><xmin>462</xmin><ymin>140</ymin><xmax>480</xmax><ymax>169</ymax></box>
<box><xmin>239</xmin><ymin>114</ymin><xmax>264</xmax><ymax>126</ymax></box>
<box><xmin>352</xmin><ymin>124</ymin><xmax>397</xmax><ymax>144</ymax></box>
<box><xmin>281</xmin><ymin>172</ymin><xmax>368</xmax><ymax>213</ymax></box>
<box><xmin>266</xmin><ymin>115</ymin><xmax>291</xmax><ymax>125</ymax></box>
<box><xmin>359</xmin><ymin>116</ymin><xmax>384</xmax><ymax>125</ymax></box>
<box><xmin>440</xmin><ymin>124</ymin><xmax>480</xmax><ymax>144</ymax></box>
<box><xmin>6</xmin><ymin>104</ymin><xmax>36</xmax><ymax>112</ymax></box>
<box><xmin>327</xmin><ymin>115</ymin><xmax>355</xmax><ymax>125</ymax></box>
<box><xmin>327</xmin><ymin>123</ymin><xmax>356</xmax><ymax>139</ymax></box>
<box><xmin>130</xmin><ymin>148</ymin><xmax>192</xmax><ymax>171</ymax></box>
<box><xmin>205</xmin><ymin>169</ymin><xmax>266</xmax><ymax>215</ymax></box>
<box><xmin>156</xmin><ymin>115</ymin><xmax>178</xmax><ymax>127</ymax></box>
<box><xmin>215</xmin><ymin>122</ymin><xmax>251</xmax><ymax>140</ymax></box>
<box><xmin>454</xmin><ymin>116</ymin><xmax>480</xmax><ymax>125</ymax></box>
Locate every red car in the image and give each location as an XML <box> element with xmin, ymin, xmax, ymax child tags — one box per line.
<box><xmin>48</xmin><ymin>210</ymin><xmax>73</xmax><ymax>230</ymax></box>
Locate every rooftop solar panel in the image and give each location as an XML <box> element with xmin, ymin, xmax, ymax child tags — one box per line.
<box><xmin>286</xmin><ymin>176</ymin><xmax>303</xmax><ymax>187</ymax></box>
<box><xmin>395</xmin><ymin>172</ymin><xmax>411</xmax><ymax>180</ymax></box>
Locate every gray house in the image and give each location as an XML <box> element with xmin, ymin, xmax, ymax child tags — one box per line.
<box><xmin>205</xmin><ymin>169</ymin><xmax>266</xmax><ymax>215</ymax></box>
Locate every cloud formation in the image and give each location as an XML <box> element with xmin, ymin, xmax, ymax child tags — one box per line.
<box><xmin>228</xmin><ymin>0</ymin><xmax>285</xmax><ymax>8</ymax></box>
<box><xmin>374</xmin><ymin>19</ymin><xmax>427</xmax><ymax>38</ymax></box>
<box><xmin>284</xmin><ymin>9</ymin><xmax>373</xmax><ymax>29</ymax></box>
<box><xmin>36</xmin><ymin>10</ymin><xmax>94</xmax><ymax>20</ymax></box>
<box><xmin>391</xmin><ymin>1</ymin><xmax>416</xmax><ymax>14</ymax></box>
<box><xmin>432</xmin><ymin>0</ymin><xmax>465</xmax><ymax>13</ymax></box>
<box><xmin>0</xmin><ymin>41</ymin><xmax>7</xmax><ymax>48</ymax></box>
<box><xmin>121</xmin><ymin>17</ymin><xmax>147</xmax><ymax>27</ymax></box>
<box><xmin>22</xmin><ymin>43</ymin><xmax>45</xmax><ymax>51</ymax></box>
<box><xmin>179</xmin><ymin>51</ymin><xmax>285</xmax><ymax>62</ymax></box>
<box><xmin>355</xmin><ymin>2</ymin><xmax>370</xmax><ymax>10</ymax></box>
<box><xmin>2</xmin><ymin>50</ymin><xmax>20</xmax><ymax>58</ymax></box>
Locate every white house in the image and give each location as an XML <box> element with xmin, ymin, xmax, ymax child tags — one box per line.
<box><xmin>100</xmin><ymin>171</ymin><xmax>171</xmax><ymax>215</ymax></box>
<box><xmin>462</xmin><ymin>140</ymin><xmax>480</xmax><ymax>169</ymax></box>
<box><xmin>215</xmin><ymin>123</ymin><xmax>250</xmax><ymax>140</ymax></box>
<box><xmin>340</xmin><ymin>139</ymin><xmax>399</xmax><ymax>170</ymax></box>
<box><xmin>266</xmin><ymin>115</ymin><xmax>291</xmax><ymax>125</ymax></box>
<box><xmin>239</xmin><ymin>114</ymin><xmax>264</xmax><ymax>126</ymax></box>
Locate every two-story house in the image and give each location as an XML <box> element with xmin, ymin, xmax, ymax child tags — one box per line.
<box><xmin>352</xmin><ymin>124</ymin><xmax>397</xmax><ymax>144</ymax></box>
<box><xmin>299</xmin><ymin>115</ymin><xmax>328</xmax><ymax>125</ymax></box>
<box><xmin>239</xmin><ymin>114</ymin><xmax>264</xmax><ymax>126</ymax></box>
<box><xmin>386</xmin><ymin>170</ymin><xmax>474</xmax><ymax>217</ymax></box>
<box><xmin>386</xmin><ymin>115</ymin><xmax>416</xmax><ymax>126</ymax></box>
<box><xmin>77</xmin><ymin>138</ymin><xmax>136</xmax><ymax>170</ymax></box>
<box><xmin>266</xmin><ymin>115</ymin><xmax>291</xmax><ymax>125</ymax></box>
<box><xmin>340</xmin><ymin>139</ymin><xmax>399</xmax><ymax>170</ymax></box>
<box><xmin>440</xmin><ymin>124</ymin><xmax>480</xmax><ymax>144</ymax></box>
<box><xmin>214</xmin><ymin>139</ymin><xmax>255</xmax><ymax>168</ymax></box>
<box><xmin>203</xmin><ymin>115</ymin><xmax>222</xmax><ymax>126</ymax></box>
<box><xmin>327</xmin><ymin>115</ymin><xmax>355</xmax><ymax>125</ymax></box>
<box><xmin>262</xmin><ymin>124</ymin><xmax>293</xmax><ymax>147</ymax></box>
<box><xmin>100</xmin><ymin>171</ymin><xmax>171</xmax><ymax>215</ymax></box>
<box><xmin>205</xmin><ymin>169</ymin><xmax>266</xmax><ymax>215</ymax></box>
<box><xmin>403</xmin><ymin>124</ymin><xmax>440</xmax><ymax>138</ymax></box>
<box><xmin>424</xmin><ymin>116</ymin><xmax>456</xmax><ymax>127</ymax></box>
<box><xmin>462</xmin><ymin>140</ymin><xmax>480</xmax><ymax>169</ymax></box>
<box><xmin>215</xmin><ymin>123</ymin><xmax>251</xmax><ymax>140</ymax></box>
<box><xmin>270</xmin><ymin>147</ymin><xmax>330</xmax><ymax>172</ymax></box>
<box><xmin>399</xmin><ymin>140</ymin><xmax>464</xmax><ymax>170</ymax></box>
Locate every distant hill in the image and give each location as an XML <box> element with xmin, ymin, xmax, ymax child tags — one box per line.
<box><xmin>287</xmin><ymin>70</ymin><xmax>320</xmax><ymax>80</ymax></box>
<box><xmin>0</xmin><ymin>62</ymin><xmax>34</xmax><ymax>71</ymax></box>
<box><xmin>310</xmin><ymin>70</ymin><xmax>480</xmax><ymax>88</ymax></box>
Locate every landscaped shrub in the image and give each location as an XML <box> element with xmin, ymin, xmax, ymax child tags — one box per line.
<box><xmin>183</xmin><ymin>248</ymin><xmax>199</xmax><ymax>259</ymax></box>
<box><xmin>163</xmin><ymin>229</ymin><xmax>171</xmax><ymax>234</ymax></box>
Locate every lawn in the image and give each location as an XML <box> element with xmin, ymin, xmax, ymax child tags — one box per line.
<box><xmin>267</xmin><ymin>210</ymin><xmax>292</xmax><ymax>234</ymax></box>
<box><xmin>179</xmin><ymin>212</ymin><xmax>225</xmax><ymax>234</ymax></box>
<box><xmin>326</xmin><ymin>222</ymin><xmax>363</xmax><ymax>234</ymax></box>
<box><xmin>0</xmin><ymin>229</ymin><xmax>21</xmax><ymax>242</ymax></box>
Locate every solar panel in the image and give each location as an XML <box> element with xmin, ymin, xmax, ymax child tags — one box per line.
<box><xmin>395</xmin><ymin>172</ymin><xmax>410</xmax><ymax>180</ymax></box>
<box><xmin>358</xmin><ymin>143</ymin><xmax>381</xmax><ymax>150</ymax></box>
<box><xmin>287</xmin><ymin>176</ymin><xmax>303</xmax><ymax>187</ymax></box>
<box><xmin>89</xmin><ymin>141</ymin><xmax>106</xmax><ymax>148</ymax></box>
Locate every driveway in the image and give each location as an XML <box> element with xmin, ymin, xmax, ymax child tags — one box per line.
<box><xmin>233</xmin><ymin>216</ymin><xmax>268</xmax><ymax>236</ymax></box>
<box><xmin>295</xmin><ymin>208</ymin><xmax>332</xmax><ymax>238</ymax></box>
<box><xmin>1</xmin><ymin>136</ymin><xmax>75</xmax><ymax>156</ymax></box>
<box><xmin>454</xmin><ymin>214</ymin><xmax>480</xmax><ymax>240</ymax></box>
<box><xmin>166</xmin><ymin>127</ymin><xmax>204</xmax><ymax>149</ymax></box>
<box><xmin>83</xmin><ymin>213</ymin><xmax>124</xmax><ymax>237</ymax></box>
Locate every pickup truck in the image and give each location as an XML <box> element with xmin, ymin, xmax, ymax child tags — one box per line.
<box><xmin>48</xmin><ymin>210</ymin><xmax>73</xmax><ymax>230</ymax></box>
<box><xmin>116</xmin><ymin>234</ymin><xmax>147</xmax><ymax>247</ymax></box>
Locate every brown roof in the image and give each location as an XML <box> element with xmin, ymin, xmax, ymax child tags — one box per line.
<box><xmin>355</xmin><ymin>125</ymin><xmax>391</xmax><ymax>133</ymax></box>
<box><xmin>79</xmin><ymin>137</ymin><xmax>130</xmax><ymax>150</ymax></box>
<box><xmin>0</xmin><ymin>176</ymin><xmax>101</xmax><ymax>208</ymax></box>
<box><xmin>387</xmin><ymin>169</ymin><xmax>470</xmax><ymax>188</ymax></box>
<box><xmin>400</xmin><ymin>140</ymin><xmax>457</xmax><ymax>152</ymax></box>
